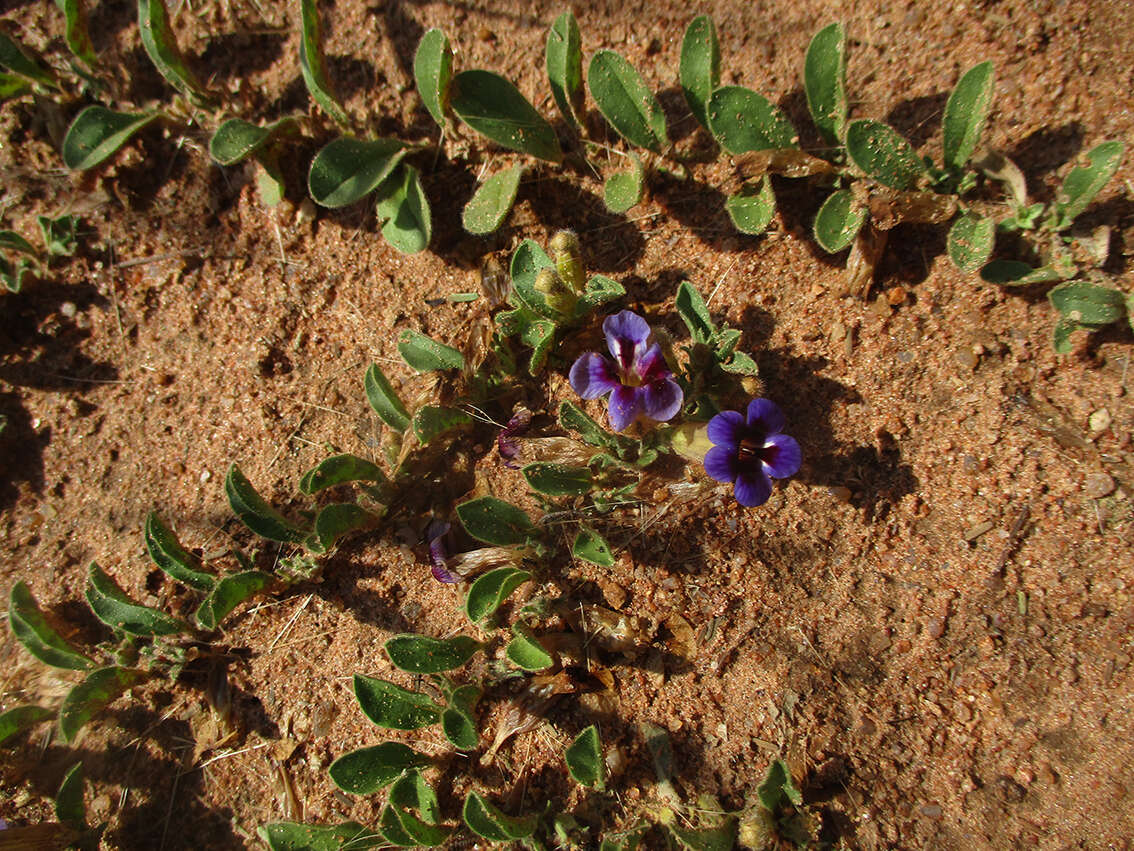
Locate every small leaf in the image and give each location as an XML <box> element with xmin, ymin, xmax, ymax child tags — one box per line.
<box><xmin>450</xmin><ymin>70</ymin><xmax>562</xmax><ymax>163</ymax></box>
<box><xmin>1052</xmin><ymin>316</ymin><xmax>1077</xmax><ymax>354</ymax></box>
<box><xmin>353</xmin><ymin>675</ymin><xmax>441</xmax><ymax>730</ymax></box>
<box><xmin>0</xmin><ymin>33</ymin><xmax>58</xmax><ymax>89</ymax></box>
<box><xmin>57</xmin><ymin>0</ymin><xmax>97</xmax><ymax>66</ymax></box>
<box><xmin>144</xmin><ymin>512</ymin><xmax>215</xmax><ymax>591</ymax></box>
<box><xmin>0</xmin><ymin>72</ymin><xmax>31</xmax><ymax>100</ymax></box>
<box><xmin>413</xmin><ymin>28</ymin><xmax>453</xmax><ymax>127</ymax></box>
<box><xmin>813</xmin><ymin>188</ymin><xmax>867</xmax><ymax>252</ymax></box>
<box><xmin>375</xmin><ymin>164</ymin><xmax>432</xmax><ymax>254</ymax></box>
<box><xmin>194</xmin><ymin>571</ymin><xmax>274</xmax><ymax>631</ymax></box>
<box><xmin>757</xmin><ymin>758</ymin><xmax>803</xmax><ymax>811</ymax></box>
<box><xmin>59</xmin><ymin>666</ymin><xmax>146</xmax><ymax>743</ymax></box>
<box><xmin>308</xmin><ymin>137</ymin><xmax>405</xmax><ymax>208</ymax></box>
<box><xmin>669</xmin><ymin>819</ymin><xmax>739</xmax><ymax>851</ymax></box>
<box><xmin>61</xmin><ymin>106</ymin><xmax>160</xmax><ymax>170</ymax></box>
<box><xmin>462</xmin><ymin>164</ymin><xmax>524</xmax><ymax>235</ymax></box>
<box><xmin>388</xmin><ymin>769</ymin><xmax>443</xmax><ymax>825</ymax></box>
<box><xmin>137</xmin><ymin>0</ymin><xmax>210</xmax><ymax>102</ymax></box>
<box><xmin>675</xmin><ymin>281</ymin><xmax>715</xmax><ymax>344</ymax></box>
<box><xmin>0</xmin><ymin>255</ymin><xmax>35</xmax><ymax>293</ymax></box>
<box><xmin>804</xmin><ymin>22</ymin><xmax>847</xmax><ymax>144</ymax></box>
<box><xmin>506</xmin><ymin>622</ymin><xmax>554</xmax><ymax>671</ymax></box>
<box><xmin>457</xmin><ymin>496</ymin><xmax>536</xmax><ymax>546</ymax></box>
<box><xmin>726</xmin><ymin>177</ymin><xmax>776</xmax><ymax>235</ymax></box>
<box><xmin>464</xmin><ymin>566</ymin><xmax>532</xmax><ymax>623</ymax></box>
<box><xmin>566</xmin><ymin>725</ymin><xmax>605</xmax><ymax>789</ymax></box>
<box><xmin>328</xmin><ymin>743</ymin><xmax>431</xmax><ymax>795</ymax></box>
<box><xmin>299</xmin><ymin>454</ymin><xmax>386</xmax><ymax>494</ymax></box>
<box><xmin>0</xmin><ymin>230</ymin><xmax>39</xmax><ymax>258</ymax></box>
<box><xmin>36</xmin><ymin>214</ymin><xmax>78</xmax><ymax>257</ymax></box>
<box><xmin>385</xmin><ymin>634</ymin><xmax>480</xmax><ymax>674</ymax></box>
<box><xmin>1053</xmin><ymin>140</ymin><xmax>1124</xmax><ymax>228</ymax></box>
<box><xmin>946</xmin><ymin>212</ymin><xmax>996</xmax><ymax>272</ymax></box>
<box><xmin>209</xmin><ymin>117</ymin><xmax>295</xmax><ymax>166</ymax></box>
<box><xmin>462</xmin><ymin>792</ymin><xmax>538</xmax><ymax>842</ymax></box>
<box><xmin>572</xmin><ymin>527</ymin><xmax>614</xmax><ymax>567</ymax></box>
<box><xmin>225</xmin><ymin>464</ymin><xmax>310</xmax><ymax>543</ymax></box>
<box><xmin>412</xmin><ymin>405</ymin><xmax>474</xmax><ymax>444</ymax></box>
<box><xmin>311</xmin><ymin>503</ymin><xmax>373</xmax><ymax>552</ymax></box>
<box><xmin>844</xmin><ymin>119</ymin><xmax>927</xmax><ymax>190</ymax></box>
<box><xmin>397</xmin><ymin>329</ymin><xmax>464</xmax><ymax>372</ymax></box>
<box><xmin>55</xmin><ymin>762</ymin><xmax>86</xmax><ymax>830</ymax></box>
<box><xmin>600</xmin><ymin>826</ymin><xmax>648</xmax><ymax>851</ymax></box>
<box><xmin>298</xmin><ymin>0</ymin><xmax>350</xmax><ymax>126</ymax></box>
<box><xmin>522</xmin><ymin>462</ymin><xmax>594</xmax><ymax>495</ymax></box>
<box><xmin>1048</xmin><ymin>280</ymin><xmax>1126</xmax><ymax>326</ymax></box>
<box><xmin>85</xmin><ymin>563</ymin><xmax>186</xmax><ymax>636</ymax></box>
<box><xmin>259</xmin><ymin>822</ymin><xmax>384</xmax><ymax>851</ymax></box>
<box><xmin>546</xmin><ymin>11</ymin><xmax>584</xmax><ymax>130</ymax></box>
<box><xmin>508</xmin><ymin>239</ymin><xmax>559</xmax><ymax>320</ymax></box>
<box><xmin>943</xmin><ymin>61</ymin><xmax>994</xmax><ymax>170</ymax></box>
<box><xmin>440</xmin><ymin>684</ymin><xmax>480</xmax><ymax>750</ymax></box>
<box><xmin>0</xmin><ymin>705</ymin><xmax>53</xmax><ymax>746</ymax></box>
<box><xmin>8</xmin><ymin>582</ymin><xmax>92</xmax><ymax>670</ymax></box>
<box><xmin>721</xmin><ymin>350</ymin><xmax>760</xmax><ymax>376</ymax></box>
<box><xmin>707</xmin><ymin>87</ymin><xmax>797</xmax><ymax>154</ymax></box>
<box><xmin>364</xmin><ymin>363</ymin><xmax>411</xmax><ymax>432</ymax></box>
<box><xmin>979</xmin><ymin>260</ymin><xmax>1063</xmax><ymax>287</ymax></box>
<box><xmin>574</xmin><ymin>273</ymin><xmax>627</xmax><ymax>318</ymax></box>
<box><xmin>680</xmin><ymin>16</ymin><xmax>720</xmax><ymax>132</ymax></box>
<box><xmin>587</xmin><ymin>49</ymin><xmax>668</xmax><ymax>152</ymax></box>
<box><xmin>603</xmin><ymin>154</ymin><xmax>645</xmax><ymax>213</ymax></box>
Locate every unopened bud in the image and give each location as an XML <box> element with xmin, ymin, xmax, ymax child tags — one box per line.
<box><xmin>549</xmin><ymin>229</ymin><xmax>585</xmax><ymax>293</ymax></box>
<box><xmin>534</xmin><ymin>267</ymin><xmax>577</xmax><ymax>315</ymax></box>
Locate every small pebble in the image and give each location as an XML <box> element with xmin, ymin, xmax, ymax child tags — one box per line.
<box><xmin>60</xmin><ymin>301</ymin><xmax>77</xmax><ymax>318</ymax></box>
<box><xmin>828</xmin><ymin>485</ymin><xmax>853</xmax><ymax>503</ymax></box>
<box><xmin>1089</xmin><ymin>408</ymin><xmax>1112</xmax><ymax>435</ymax></box>
<box><xmin>926</xmin><ymin>616</ymin><xmax>946</xmax><ymax>640</ymax></box>
<box><xmin>954</xmin><ymin>347</ymin><xmax>978</xmax><ymax>371</ymax></box>
<box><xmin>1085</xmin><ymin>472</ymin><xmax>1116</xmax><ymax>499</ymax></box>
<box><xmin>919</xmin><ymin>804</ymin><xmax>943</xmax><ymax>819</ymax></box>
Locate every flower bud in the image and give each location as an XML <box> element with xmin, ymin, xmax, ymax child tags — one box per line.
<box><xmin>549</xmin><ymin>229</ymin><xmax>585</xmax><ymax>293</ymax></box>
<box><xmin>534</xmin><ymin>267</ymin><xmax>577</xmax><ymax>315</ymax></box>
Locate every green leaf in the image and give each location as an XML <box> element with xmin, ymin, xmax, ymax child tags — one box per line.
<box><xmin>59</xmin><ymin>666</ymin><xmax>146</xmax><ymax>743</ymax></box>
<box><xmin>259</xmin><ymin>822</ymin><xmax>384</xmax><ymax>851</ymax></box>
<box><xmin>256</xmin><ymin>155</ymin><xmax>286</xmax><ymax>208</ymax></box>
<box><xmin>757</xmin><ymin>758</ymin><xmax>803</xmax><ymax>812</ymax></box>
<box><xmin>0</xmin><ymin>705</ymin><xmax>53</xmax><ymax>746</ymax></box>
<box><xmin>707</xmin><ymin>86</ymin><xmax>797</xmax><ymax>154</ymax></box>
<box><xmin>378</xmin><ymin>806</ymin><xmax>418</xmax><ymax>847</ymax></box>
<box><xmin>726</xmin><ymin>176</ymin><xmax>776</xmax><ymax>235</ymax></box>
<box><xmin>352</xmin><ymin>674</ymin><xmax>441</xmax><ymax>730</ymax></box>
<box><xmin>546</xmin><ymin>11</ymin><xmax>584</xmax><ymax>130</ymax></box>
<box><xmin>457</xmin><ymin>496</ymin><xmax>537</xmax><ymax>546</ymax></box>
<box><xmin>1052</xmin><ymin>316</ymin><xmax>1077</xmax><ymax>353</ymax></box>
<box><xmin>680</xmin><ymin>16</ymin><xmax>720</xmax><ymax>132</ymax></box>
<box><xmin>813</xmin><ymin>188</ymin><xmax>867</xmax><ymax>252</ymax></box>
<box><xmin>508</xmin><ymin>239</ymin><xmax>559</xmax><ymax>320</ymax></box>
<box><xmin>412</xmin><ymin>405</ymin><xmax>474</xmax><ymax>445</ymax></box>
<box><xmin>137</xmin><ymin>0</ymin><xmax>209</xmax><ymax>102</ymax></box>
<box><xmin>462</xmin><ymin>792</ymin><xmax>538</xmax><ymax>842</ymax></box>
<box><xmin>413</xmin><ymin>28</ymin><xmax>453</xmax><ymax>127</ymax></box>
<box><xmin>0</xmin><ymin>230</ymin><xmax>39</xmax><ymax>258</ymax></box>
<box><xmin>587</xmin><ymin>49</ymin><xmax>668</xmax><ymax>153</ymax></box>
<box><xmin>0</xmin><ymin>255</ymin><xmax>34</xmax><ymax>293</ymax></box>
<box><xmin>946</xmin><ymin>212</ymin><xmax>996</xmax><ymax>273</ymax></box>
<box><xmin>61</xmin><ymin>106</ymin><xmax>160</xmax><ymax>170</ymax></box>
<box><xmin>36</xmin><ymin>214</ymin><xmax>78</xmax><ymax>257</ymax></box>
<box><xmin>804</xmin><ymin>22</ymin><xmax>847</xmax><ymax>144</ymax></box>
<box><xmin>225</xmin><ymin>464</ymin><xmax>309</xmax><ymax>543</ymax></box>
<box><xmin>450</xmin><ymin>69</ymin><xmax>562</xmax><ymax>163</ymax></box>
<box><xmin>364</xmin><ymin>363</ymin><xmax>411</xmax><ymax>432</ymax></box>
<box><xmin>943</xmin><ymin>61</ymin><xmax>994</xmax><ymax>170</ymax></box>
<box><xmin>396</xmin><ymin>329</ymin><xmax>464</xmax><ymax>372</ymax></box>
<box><xmin>85</xmin><ymin>563</ymin><xmax>186</xmax><ymax>637</ymax></box>
<box><xmin>308</xmin><ymin>137</ymin><xmax>405</xmax><ymax>208</ymax></box>
<box><xmin>1048</xmin><ymin>280</ymin><xmax>1126</xmax><ymax>326</ymax></box>
<box><xmin>1053</xmin><ymin>140</ymin><xmax>1125</xmax><ymax>228</ymax></box>
<box><xmin>440</xmin><ymin>684</ymin><xmax>480</xmax><ymax>750</ymax></box>
<box><xmin>328</xmin><ymin>743</ymin><xmax>431</xmax><ymax>795</ymax></box>
<box><xmin>57</xmin><ymin>0</ymin><xmax>97</xmax><ymax>66</ymax></box>
<box><xmin>194</xmin><ymin>571</ymin><xmax>274</xmax><ymax>631</ymax></box>
<box><xmin>566</xmin><ymin>724</ymin><xmax>604</xmax><ymax>789</ymax></box>
<box><xmin>675</xmin><ymin>281</ymin><xmax>715</xmax><ymax>344</ymax></box>
<box><xmin>522</xmin><ymin>316</ymin><xmax>556</xmax><ymax>376</ymax></box>
<box><xmin>385</xmin><ymin>770</ymin><xmax>450</xmax><ymax>845</ymax></box>
<box><xmin>375</xmin><ymin>164</ymin><xmax>431</xmax><ymax>254</ymax></box>
<box><xmin>844</xmin><ymin>119</ymin><xmax>927</xmax><ymax>190</ymax></box>
<box><xmin>669</xmin><ymin>819</ymin><xmax>739</xmax><ymax>851</ymax></box>
<box><xmin>298</xmin><ymin>0</ymin><xmax>350</xmax><ymax>126</ymax></box>
<box><xmin>209</xmin><ymin>117</ymin><xmax>295</xmax><ymax>166</ymax></box>
<box><xmin>522</xmin><ymin>462</ymin><xmax>594</xmax><ymax>496</ymax></box>
<box><xmin>385</xmin><ymin>634</ymin><xmax>480</xmax><ymax>674</ymax></box>
<box><xmin>300</xmin><ymin>454</ymin><xmax>386</xmax><ymax>494</ymax></box>
<box><xmin>506</xmin><ymin>622</ymin><xmax>554</xmax><ymax>671</ymax></box>
<box><xmin>572</xmin><ymin>527</ymin><xmax>614</xmax><ymax>567</ymax></box>
<box><xmin>721</xmin><ymin>350</ymin><xmax>759</xmax><ymax>376</ymax></box>
<box><xmin>603</xmin><ymin>154</ymin><xmax>645</xmax><ymax>213</ymax></box>
<box><xmin>600</xmin><ymin>825</ymin><xmax>648</xmax><ymax>851</ymax></box>
<box><xmin>144</xmin><ymin>512</ymin><xmax>215</xmax><ymax>591</ymax></box>
<box><xmin>463</xmin><ymin>164</ymin><xmax>524</xmax><ymax>235</ymax></box>
<box><xmin>979</xmin><ymin>260</ymin><xmax>1063</xmax><ymax>287</ymax></box>
<box><xmin>0</xmin><ymin>72</ymin><xmax>31</xmax><ymax>100</ymax></box>
<box><xmin>8</xmin><ymin>582</ymin><xmax>92</xmax><ymax>671</ymax></box>
<box><xmin>464</xmin><ymin>566</ymin><xmax>532</xmax><ymax>623</ymax></box>
<box><xmin>0</xmin><ymin>33</ymin><xmax>58</xmax><ymax>89</ymax></box>
<box><xmin>311</xmin><ymin>503</ymin><xmax>373</xmax><ymax>552</ymax></box>
<box><xmin>55</xmin><ymin>762</ymin><xmax>86</xmax><ymax>830</ymax></box>
<box><xmin>574</xmin><ymin>274</ymin><xmax>627</xmax><ymax>318</ymax></box>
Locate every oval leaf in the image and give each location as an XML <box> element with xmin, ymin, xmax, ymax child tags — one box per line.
<box><xmin>804</xmin><ymin>22</ymin><xmax>847</xmax><ymax>145</ymax></box>
<box><xmin>546</xmin><ymin>11</ymin><xmax>584</xmax><ymax>130</ymax></box>
<box><xmin>209</xmin><ymin>117</ymin><xmax>295</xmax><ymax>166</ymax></box>
<box><xmin>946</xmin><ymin>212</ymin><xmax>995</xmax><ymax>272</ymax></box>
<box><xmin>62</xmin><ymin>107</ymin><xmax>159</xmax><ymax>170</ymax></box>
<box><xmin>144</xmin><ymin>512</ymin><xmax>215</xmax><ymax>591</ymax></box>
<box><xmin>259</xmin><ymin>822</ymin><xmax>383</xmax><ymax>851</ymax></box>
<box><xmin>385</xmin><ymin>634</ymin><xmax>480</xmax><ymax>674</ymax></box>
<box><xmin>450</xmin><ymin>70</ymin><xmax>561</xmax><ymax>163</ymax></box>
<box><xmin>462</xmin><ymin>792</ymin><xmax>537</xmax><ymax>841</ymax></box>
<box><xmin>225</xmin><ymin>464</ymin><xmax>309</xmax><ymax>543</ymax></box>
<box><xmin>522</xmin><ymin>462</ymin><xmax>594</xmax><ymax>496</ymax></box>
<box><xmin>310</xmin><ymin>503</ymin><xmax>373</xmax><ymax>552</ymax></box>
<box><xmin>844</xmin><ymin>119</ymin><xmax>926</xmax><ymax>190</ymax></box>
<box><xmin>464</xmin><ymin>566</ymin><xmax>532</xmax><ymax>623</ymax></box>
<box><xmin>0</xmin><ymin>33</ymin><xmax>57</xmax><ymax>88</ymax></box>
<box><xmin>0</xmin><ymin>705</ymin><xmax>54</xmax><ymax>746</ymax></box>
<box><xmin>463</xmin><ymin>164</ymin><xmax>524</xmax><ymax>235</ymax></box>
<box><xmin>943</xmin><ymin>61</ymin><xmax>994</xmax><ymax>170</ymax></box>
<box><xmin>566</xmin><ymin>724</ymin><xmax>605</xmax><ymax>789</ymax></box>
<box><xmin>1048</xmin><ymin>281</ymin><xmax>1126</xmax><ymax>326</ymax></box>
<box><xmin>59</xmin><ymin>0</ymin><xmax>97</xmax><ymax>66</ymax></box>
<box><xmin>979</xmin><ymin>260</ymin><xmax>1062</xmax><ymax>287</ymax></box>
<box><xmin>55</xmin><ymin>762</ymin><xmax>86</xmax><ymax>830</ymax></box>
<box><xmin>85</xmin><ymin>563</ymin><xmax>186</xmax><ymax>636</ymax></box>
<box><xmin>328</xmin><ymin>743</ymin><xmax>430</xmax><ymax>795</ymax></box>
<box><xmin>397</xmin><ymin>329</ymin><xmax>464</xmax><ymax>372</ymax></box>
<box><xmin>194</xmin><ymin>571</ymin><xmax>274</xmax><ymax>631</ymax></box>
<box><xmin>573</xmin><ymin>527</ymin><xmax>614</xmax><ymax>567</ymax></box>
<box><xmin>587</xmin><ymin>49</ymin><xmax>668</xmax><ymax>152</ymax></box>
<box><xmin>506</xmin><ymin>622</ymin><xmax>554</xmax><ymax>671</ymax></box>
<box><xmin>298</xmin><ymin>0</ymin><xmax>349</xmax><ymax>125</ymax></box>
<box><xmin>708</xmin><ymin>86</ymin><xmax>797</xmax><ymax>154</ymax></box>
<box><xmin>603</xmin><ymin>154</ymin><xmax>644</xmax><ymax>213</ymax></box>
<box><xmin>375</xmin><ymin>164</ymin><xmax>431</xmax><ymax>254</ymax></box>
<box><xmin>353</xmin><ymin>675</ymin><xmax>441</xmax><ymax>730</ymax></box>
<box><xmin>813</xmin><ymin>187</ymin><xmax>867</xmax><ymax>252</ymax></box>
<box><xmin>508</xmin><ymin>239</ymin><xmax>559</xmax><ymax>320</ymax></box>
<box><xmin>680</xmin><ymin>16</ymin><xmax>720</xmax><ymax>132</ymax></box>
<box><xmin>412</xmin><ymin>405</ymin><xmax>474</xmax><ymax>445</ymax></box>
<box><xmin>457</xmin><ymin>496</ymin><xmax>536</xmax><ymax>546</ymax></box>
<box><xmin>726</xmin><ymin>176</ymin><xmax>776</xmax><ymax>235</ymax></box>
<box><xmin>138</xmin><ymin>0</ymin><xmax>209</xmax><ymax>102</ymax></box>
<box><xmin>441</xmin><ymin>684</ymin><xmax>480</xmax><ymax>751</ymax></box>
<box><xmin>364</xmin><ymin>363</ymin><xmax>411</xmax><ymax>432</ymax></box>
<box><xmin>1054</xmin><ymin>140</ymin><xmax>1125</xmax><ymax>228</ymax></box>
<box><xmin>574</xmin><ymin>273</ymin><xmax>626</xmax><ymax>319</ymax></box>
<box><xmin>308</xmin><ymin>137</ymin><xmax>405</xmax><ymax>208</ymax></box>
<box><xmin>414</xmin><ymin>28</ymin><xmax>453</xmax><ymax>127</ymax></box>
<box><xmin>300</xmin><ymin>454</ymin><xmax>386</xmax><ymax>494</ymax></box>
<box><xmin>8</xmin><ymin>582</ymin><xmax>92</xmax><ymax>670</ymax></box>
<box><xmin>60</xmin><ymin>666</ymin><xmax>146</xmax><ymax>743</ymax></box>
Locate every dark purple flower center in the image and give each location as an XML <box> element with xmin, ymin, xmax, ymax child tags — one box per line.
<box><xmin>737</xmin><ymin>430</ymin><xmax>776</xmax><ymax>468</ymax></box>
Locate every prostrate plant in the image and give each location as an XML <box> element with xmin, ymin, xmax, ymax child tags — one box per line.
<box><xmin>0</xmin><ymin>213</ymin><xmax>80</xmax><ymax>292</ymax></box>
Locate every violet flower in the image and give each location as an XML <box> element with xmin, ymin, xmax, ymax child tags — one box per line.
<box><xmin>704</xmin><ymin>398</ymin><xmax>801</xmax><ymax>507</ymax></box>
<box><xmin>569</xmin><ymin>310</ymin><xmax>683</xmax><ymax>433</ymax></box>
<box><xmin>425</xmin><ymin>519</ymin><xmax>461</xmax><ymax>584</ymax></box>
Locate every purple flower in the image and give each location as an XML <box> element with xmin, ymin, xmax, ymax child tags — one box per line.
<box><xmin>425</xmin><ymin>520</ymin><xmax>461</xmax><ymax>584</ymax></box>
<box><xmin>568</xmin><ymin>310</ymin><xmax>683</xmax><ymax>433</ymax></box>
<box><xmin>704</xmin><ymin>399</ymin><xmax>801</xmax><ymax>507</ymax></box>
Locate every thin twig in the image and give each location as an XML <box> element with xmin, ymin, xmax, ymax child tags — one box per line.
<box><xmin>268</xmin><ymin>595</ymin><xmax>313</xmax><ymax>653</ymax></box>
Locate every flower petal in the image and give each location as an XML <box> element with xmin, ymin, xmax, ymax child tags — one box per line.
<box><xmin>706</xmin><ymin>410</ymin><xmax>745</xmax><ymax>449</ymax></box>
<box><xmin>703</xmin><ymin>445</ymin><xmax>739</xmax><ymax>483</ymax></box>
<box><xmin>603</xmin><ymin>310</ymin><xmax>650</xmax><ymax>370</ymax></box>
<box><xmin>635</xmin><ymin>343</ymin><xmax>672</xmax><ymax>382</ymax></box>
<box><xmin>569</xmin><ymin>352</ymin><xmax>620</xmax><ymax>399</ymax></box>
<box><xmin>607</xmin><ymin>385</ymin><xmax>642</xmax><ymax>432</ymax></box>
<box><xmin>746</xmin><ymin>398</ymin><xmax>786</xmax><ymax>435</ymax></box>
<box><xmin>641</xmin><ymin>378</ymin><xmax>683</xmax><ymax>423</ymax></box>
<box><xmin>431</xmin><ymin>563</ymin><xmax>462</xmax><ymax>584</ymax></box>
<box><xmin>762</xmin><ymin>433</ymin><xmax>801</xmax><ymax>479</ymax></box>
<box><xmin>734</xmin><ymin>470</ymin><xmax>773</xmax><ymax>507</ymax></box>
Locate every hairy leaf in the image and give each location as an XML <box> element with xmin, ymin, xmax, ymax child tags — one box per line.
<box><xmin>413</xmin><ymin>28</ymin><xmax>453</xmax><ymax>127</ymax></box>
<box><xmin>385</xmin><ymin>634</ymin><xmax>480</xmax><ymax>674</ymax></box>
<box><xmin>726</xmin><ymin>177</ymin><xmax>776</xmax><ymax>235</ymax></box>
<box><xmin>85</xmin><ymin>563</ymin><xmax>186</xmax><ymax>636</ymax></box>
<box><xmin>462</xmin><ymin>792</ymin><xmax>537</xmax><ymax>841</ymax></box>
<box><xmin>364</xmin><ymin>363</ymin><xmax>411</xmax><ymax>432</ymax></box>
<box><xmin>845</xmin><ymin>119</ymin><xmax>927</xmax><ymax>190</ymax></box>
<box><xmin>680</xmin><ymin>16</ymin><xmax>720</xmax><ymax>132</ymax></box>
<box><xmin>708</xmin><ymin>86</ymin><xmax>796</xmax><ymax>154</ymax></box>
<box><xmin>194</xmin><ymin>571</ymin><xmax>274</xmax><ymax>630</ymax></box>
<box><xmin>209</xmin><ymin>117</ymin><xmax>295</xmax><ymax>166</ymax></box>
<box><xmin>462</xmin><ymin>164</ymin><xmax>524</xmax><ymax>235</ymax></box>
<box><xmin>1053</xmin><ymin>140</ymin><xmax>1124</xmax><ymax>229</ymax></box>
<box><xmin>505</xmin><ymin>622</ymin><xmax>554</xmax><ymax>671</ymax></box>
<box><xmin>308</xmin><ymin>138</ymin><xmax>405</xmax><ymax>208</ymax></box>
<box><xmin>144</xmin><ymin>512</ymin><xmax>215</xmax><ymax>591</ymax></box>
<box><xmin>225</xmin><ymin>464</ymin><xmax>309</xmax><ymax>543</ymax></box>
<box><xmin>61</xmin><ymin>107</ymin><xmax>160</xmax><ymax>170</ymax></box>
<box><xmin>374</xmin><ymin>164</ymin><xmax>431</xmax><ymax>254</ymax></box>
<box><xmin>60</xmin><ymin>667</ymin><xmax>146</xmax><ymax>743</ymax></box>
<box><xmin>804</xmin><ymin>22</ymin><xmax>847</xmax><ymax>144</ymax></box>
<box><xmin>397</xmin><ymin>328</ymin><xmax>464</xmax><ymax>371</ymax></box>
<box><xmin>9</xmin><ymin>582</ymin><xmax>93</xmax><ymax>671</ymax></box>
<box><xmin>587</xmin><ymin>49</ymin><xmax>668</xmax><ymax>152</ymax></box>
<box><xmin>464</xmin><ymin>566</ymin><xmax>532</xmax><ymax>623</ymax></box>
<box><xmin>328</xmin><ymin>743</ymin><xmax>430</xmax><ymax>795</ymax></box>
<box><xmin>566</xmin><ymin>724</ymin><xmax>605</xmax><ymax>789</ymax></box>
<box><xmin>450</xmin><ymin>70</ymin><xmax>561</xmax><ymax>163</ymax></box>
<box><xmin>137</xmin><ymin>0</ymin><xmax>209</xmax><ymax>102</ymax></box>
<box><xmin>0</xmin><ymin>705</ymin><xmax>53</xmax><ymax>746</ymax></box>
<box><xmin>603</xmin><ymin>154</ymin><xmax>645</xmax><ymax>213</ymax></box>
<box><xmin>353</xmin><ymin>675</ymin><xmax>441</xmax><ymax>729</ymax></box>
<box><xmin>946</xmin><ymin>212</ymin><xmax>995</xmax><ymax>272</ymax></box>
<box><xmin>813</xmin><ymin>188</ymin><xmax>867</xmax><ymax>252</ymax></box>
<box><xmin>943</xmin><ymin>61</ymin><xmax>994</xmax><ymax>170</ymax></box>
<box><xmin>298</xmin><ymin>0</ymin><xmax>350</xmax><ymax>125</ymax></box>
<box><xmin>457</xmin><ymin>496</ymin><xmax>536</xmax><ymax>546</ymax></box>
<box><xmin>572</xmin><ymin>526</ymin><xmax>614</xmax><ymax>567</ymax></box>
<box><xmin>546</xmin><ymin>11</ymin><xmax>584</xmax><ymax>130</ymax></box>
